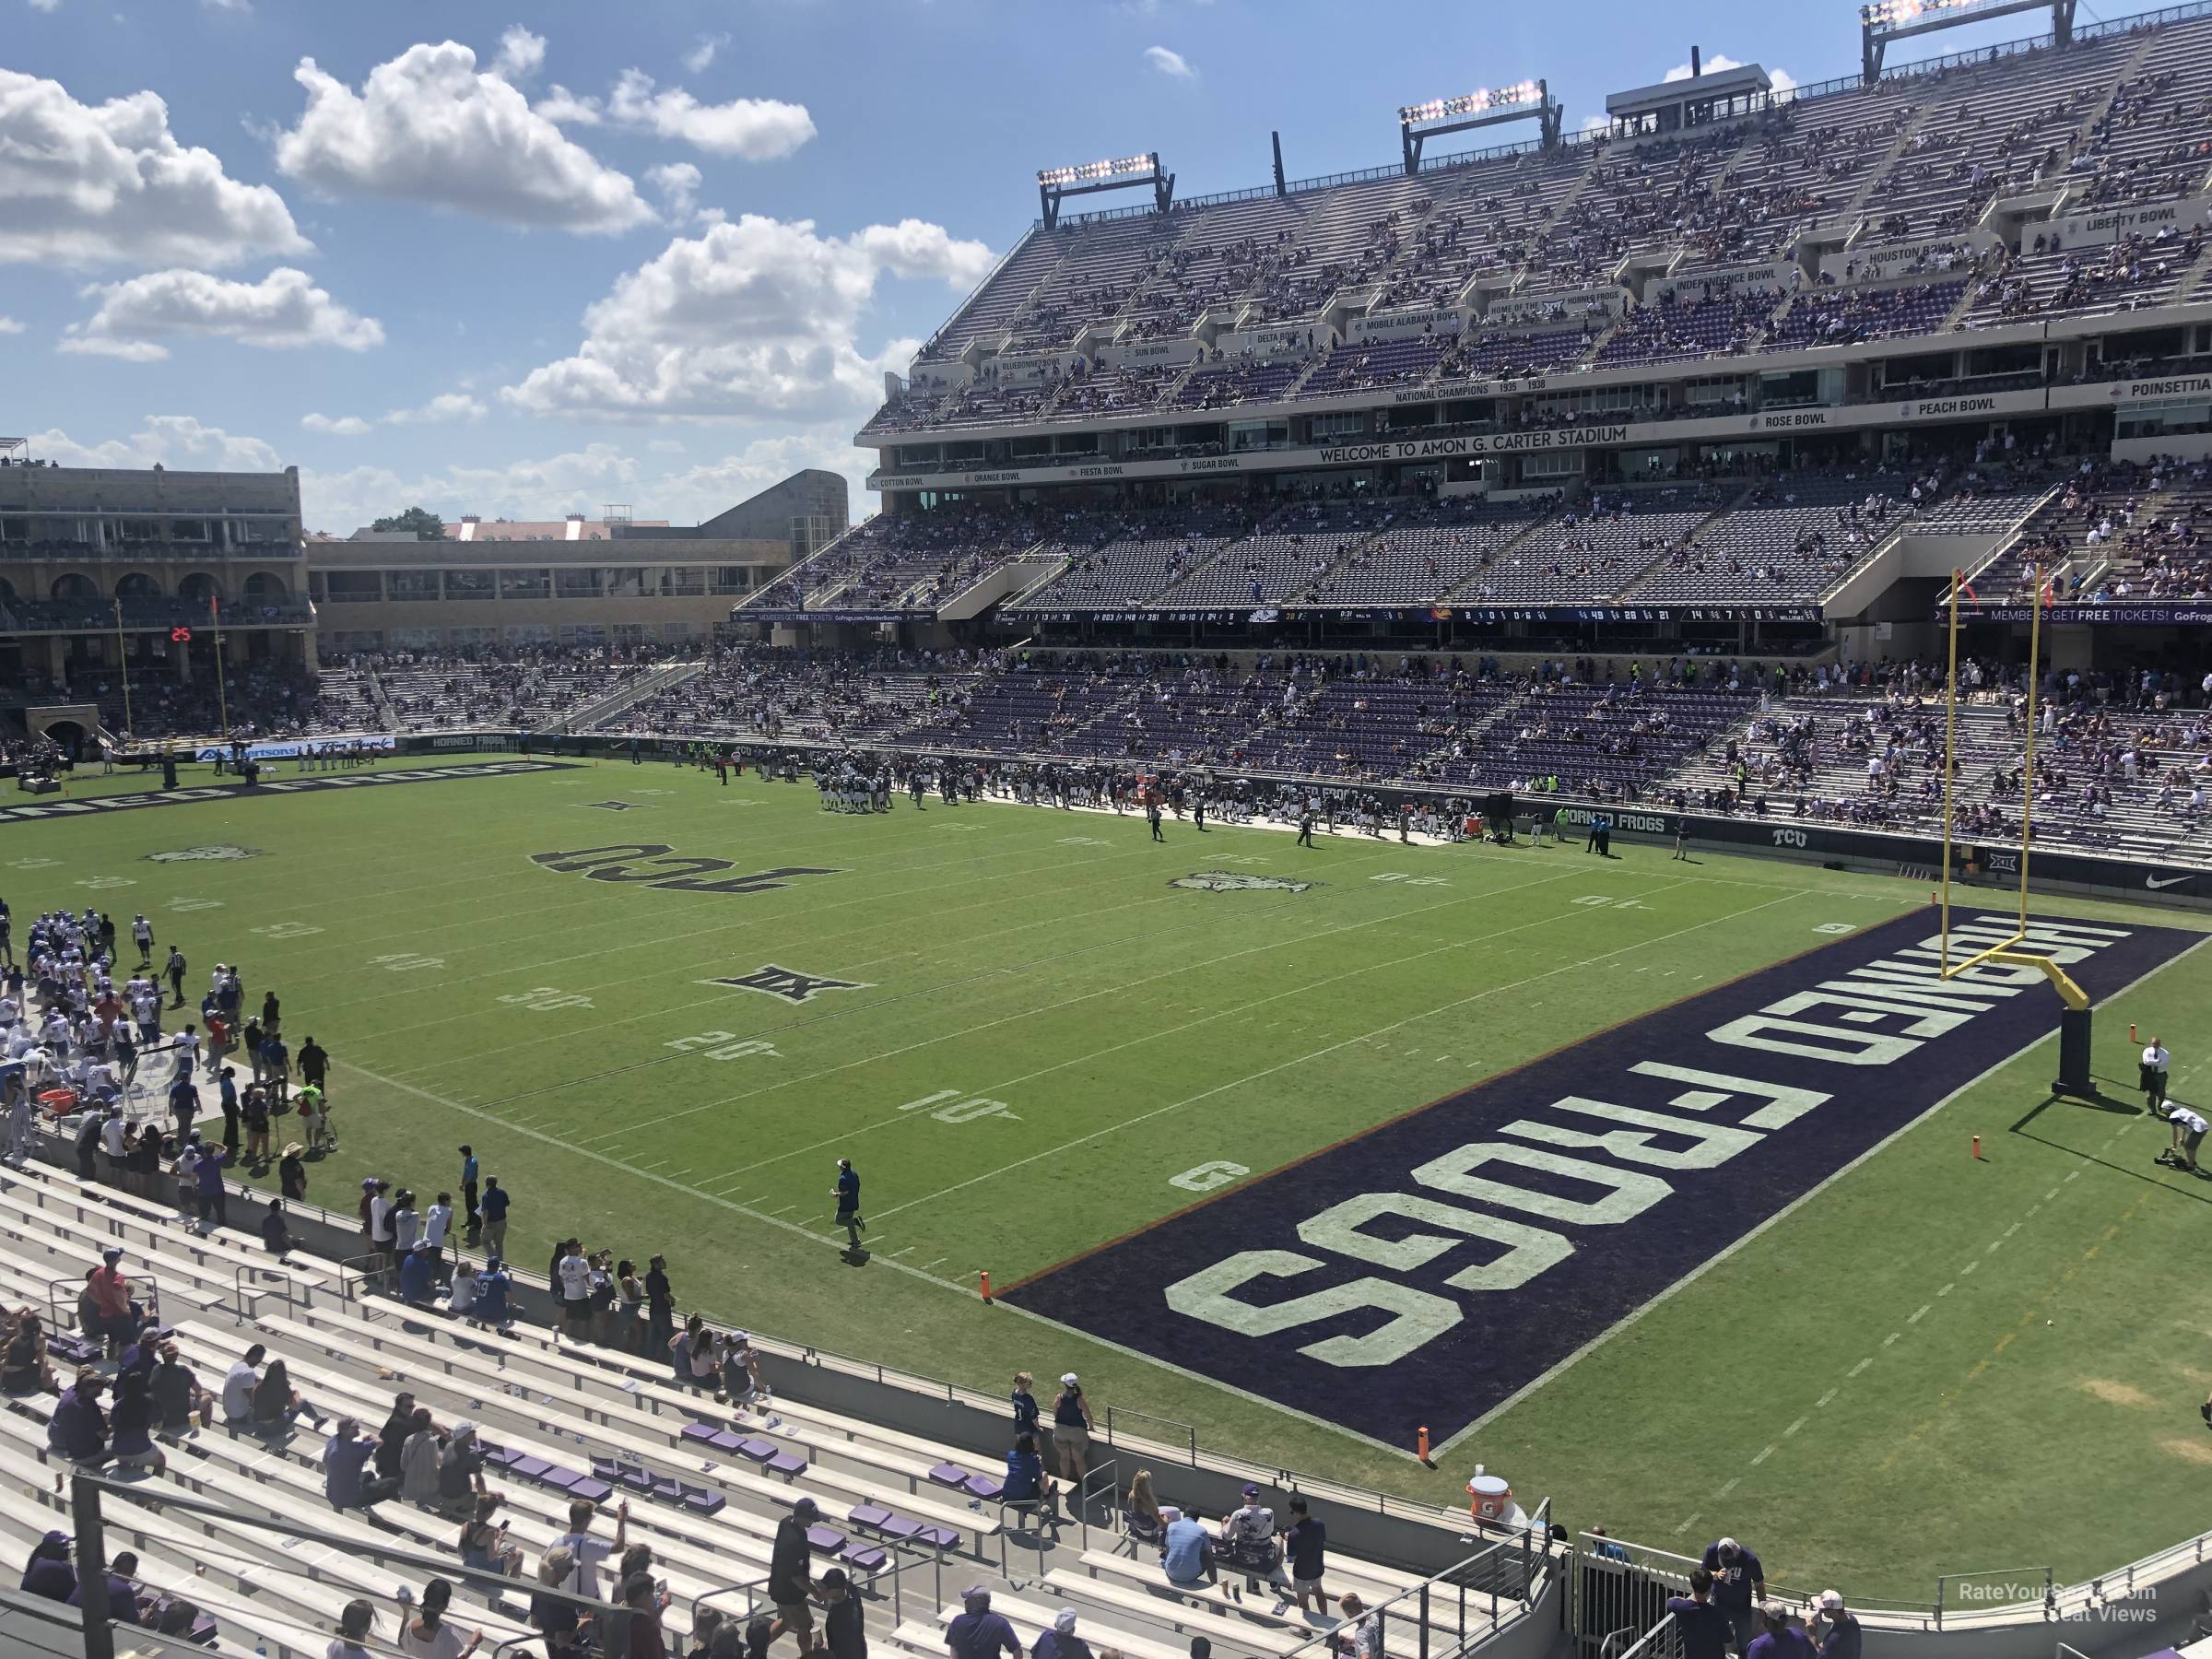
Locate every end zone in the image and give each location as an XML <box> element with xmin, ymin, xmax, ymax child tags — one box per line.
<box><xmin>1002</xmin><ymin>909</ymin><xmax>2200</xmax><ymax>1449</ymax></box>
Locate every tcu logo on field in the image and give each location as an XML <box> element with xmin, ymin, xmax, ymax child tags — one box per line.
<box><xmin>1771</xmin><ymin>828</ymin><xmax>1809</xmax><ymax>849</ymax></box>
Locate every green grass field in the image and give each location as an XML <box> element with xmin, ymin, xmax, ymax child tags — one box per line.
<box><xmin>10</xmin><ymin>752</ymin><xmax>2212</xmax><ymax>1600</ymax></box>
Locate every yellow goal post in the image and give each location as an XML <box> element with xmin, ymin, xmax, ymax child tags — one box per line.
<box><xmin>1936</xmin><ymin>563</ymin><xmax>2088</xmax><ymax>1013</ymax></box>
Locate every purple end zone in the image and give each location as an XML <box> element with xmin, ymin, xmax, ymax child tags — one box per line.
<box><xmin>1002</xmin><ymin>909</ymin><xmax>2201</xmax><ymax>1448</ymax></box>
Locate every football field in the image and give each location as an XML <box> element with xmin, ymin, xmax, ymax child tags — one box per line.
<box><xmin>10</xmin><ymin>751</ymin><xmax>2212</xmax><ymax>1598</ymax></box>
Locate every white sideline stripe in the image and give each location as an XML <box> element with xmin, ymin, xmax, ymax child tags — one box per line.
<box><xmin>1431</xmin><ymin>926</ymin><xmax>2212</xmax><ymax>1459</ymax></box>
<box><xmin>871</xmin><ymin>884</ymin><xmax>1804</xmax><ymax>1225</ymax></box>
<box><xmin>328</xmin><ymin>1055</ymin><xmax>1412</xmax><ymax>1459</ymax></box>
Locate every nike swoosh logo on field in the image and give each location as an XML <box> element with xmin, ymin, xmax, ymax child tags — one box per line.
<box><xmin>2146</xmin><ymin>875</ymin><xmax>2191</xmax><ymax>889</ymax></box>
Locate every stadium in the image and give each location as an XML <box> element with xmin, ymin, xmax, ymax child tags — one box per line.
<box><xmin>4</xmin><ymin>0</ymin><xmax>2212</xmax><ymax>1655</ymax></box>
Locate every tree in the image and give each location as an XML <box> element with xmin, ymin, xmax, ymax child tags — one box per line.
<box><xmin>371</xmin><ymin>506</ymin><xmax>445</xmax><ymax>540</ymax></box>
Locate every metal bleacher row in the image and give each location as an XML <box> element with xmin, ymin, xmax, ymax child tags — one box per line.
<box><xmin>0</xmin><ymin>1152</ymin><xmax>1537</xmax><ymax>1659</ymax></box>
<box><xmin>869</xmin><ymin>9</ymin><xmax>2212</xmax><ymax>441</ymax></box>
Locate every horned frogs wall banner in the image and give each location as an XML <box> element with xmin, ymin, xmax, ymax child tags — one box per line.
<box><xmin>1171</xmin><ymin>871</ymin><xmax>1317</xmax><ymax>893</ymax></box>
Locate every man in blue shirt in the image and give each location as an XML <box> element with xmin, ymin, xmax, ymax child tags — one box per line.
<box><xmin>946</xmin><ymin>1587</ymin><xmax>1022</xmax><ymax>1659</ymax></box>
<box><xmin>475</xmin><ymin>1256</ymin><xmax>511</xmax><ymax>1324</ymax></box>
<box><xmin>478</xmin><ymin>1177</ymin><xmax>510</xmax><ymax>1259</ymax></box>
<box><xmin>64</xmin><ymin>1548</ymin><xmax>141</xmax><ymax>1625</ymax></box>
<box><xmin>397</xmin><ymin>1241</ymin><xmax>436</xmax><ymax>1305</ymax></box>
<box><xmin>1161</xmin><ymin>1508</ymin><xmax>1216</xmax><ymax>1586</ymax></box>
<box><xmin>49</xmin><ymin>1372</ymin><xmax>108</xmax><ymax>1463</ymax></box>
<box><xmin>832</xmin><ymin>1159</ymin><xmax>864</xmax><ymax>1256</ymax></box>
<box><xmin>1700</xmin><ymin>1537</ymin><xmax>1765</xmax><ymax>1654</ymax></box>
<box><xmin>1806</xmin><ymin>1592</ymin><xmax>1860</xmax><ymax>1659</ymax></box>
<box><xmin>1666</xmin><ymin>1570</ymin><xmax>1729</xmax><ymax>1659</ymax></box>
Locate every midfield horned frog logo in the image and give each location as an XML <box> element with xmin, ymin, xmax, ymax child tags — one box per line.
<box><xmin>1170</xmin><ymin>870</ymin><xmax>1316</xmax><ymax>893</ymax></box>
<box><xmin>144</xmin><ymin>845</ymin><xmax>263</xmax><ymax>863</ymax></box>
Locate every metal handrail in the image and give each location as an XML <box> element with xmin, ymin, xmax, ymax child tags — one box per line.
<box><xmin>688</xmin><ymin>1571</ymin><xmax>776</xmax><ymax>1645</ymax></box>
<box><xmin>1075</xmin><ymin>1456</ymin><xmax>1124</xmax><ymax>1551</ymax></box>
<box><xmin>1578</xmin><ymin>1533</ymin><xmax>1941</xmax><ymax>1622</ymax></box>
<box><xmin>231</xmin><ymin>1259</ymin><xmax>295</xmax><ymax>1325</ymax></box>
<box><xmin>1268</xmin><ymin>1532</ymin><xmax>1546</xmax><ymax>1659</ymax></box>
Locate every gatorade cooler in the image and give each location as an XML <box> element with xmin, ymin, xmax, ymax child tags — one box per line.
<box><xmin>36</xmin><ymin>1088</ymin><xmax>78</xmax><ymax>1120</ymax></box>
<box><xmin>1466</xmin><ymin>1471</ymin><xmax>1513</xmax><ymax>1523</ymax></box>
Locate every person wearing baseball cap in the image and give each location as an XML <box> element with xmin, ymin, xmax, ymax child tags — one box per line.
<box><xmin>768</xmin><ymin>1498</ymin><xmax>818</xmax><ymax>1649</ymax></box>
<box><xmin>1806</xmin><ymin>1593</ymin><xmax>1860</xmax><ymax>1659</ymax></box>
<box><xmin>818</xmin><ymin>1568</ymin><xmax>867</xmax><ymax>1659</ymax></box>
<box><xmin>1699</xmin><ymin>1535</ymin><xmax>1765</xmax><ymax>1653</ymax></box>
<box><xmin>1033</xmin><ymin>1606</ymin><xmax>1089</xmax><ymax>1659</ymax></box>
<box><xmin>1052</xmin><ymin>1372</ymin><xmax>1093</xmax><ymax>1491</ymax></box>
<box><xmin>1746</xmin><ymin>1603</ymin><xmax>1813</xmax><ymax>1659</ymax></box>
<box><xmin>947</xmin><ymin>1586</ymin><xmax>1021</xmax><ymax>1659</ymax></box>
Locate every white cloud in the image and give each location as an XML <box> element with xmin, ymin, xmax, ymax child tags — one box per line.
<box><xmin>490</xmin><ymin>25</ymin><xmax>546</xmax><ymax>83</ymax></box>
<box><xmin>298</xmin><ymin>441</ymin><xmax>641</xmax><ymax>535</ymax></box>
<box><xmin>301</xmin><ymin>412</ymin><xmax>371</xmax><ymax>436</ymax></box>
<box><xmin>850</xmin><ymin>219</ymin><xmax>996</xmax><ymax>287</ymax></box>
<box><xmin>1768</xmin><ymin>67</ymin><xmax>1800</xmax><ymax>100</ymax></box>
<box><xmin>27</xmin><ymin>0</ymin><xmax>61</xmax><ymax>11</ymax></box>
<box><xmin>657</xmin><ymin>428</ymin><xmax>874</xmax><ymax>519</ymax></box>
<box><xmin>384</xmin><ymin>392</ymin><xmax>485</xmax><ymax>425</ymax></box>
<box><xmin>0</xmin><ymin>67</ymin><xmax>308</xmax><ymax>266</ymax></box>
<box><xmin>1579</xmin><ymin>112</ymin><xmax>1610</xmax><ymax>136</ymax></box>
<box><xmin>1665</xmin><ymin>52</ymin><xmax>1741</xmax><ymax>82</ymax></box>
<box><xmin>500</xmin><ymin>213</ymin><xmax>993</xmax><ymax>424</ymax></box>
<box><xmin>682</xmin><ymin>32</ymin><xmax>729</xmax><ymax>75</ymax></box>
<box><xmin>0</xmin><ymin>316</ymin><xmax>23</xmax><ymax>334</ymax></box>
<box><xmin>29</xmin><ymin>415</ymin><xmax>283</xmax><ymax>473</ymax></box>
<box><xmin>540</xmin><ymin>69</ymin><xmax>814</xmax><ymax>161</ymax></box>
<box><xmin>202</xmin><ymin>0</ymin><xmax>250</xmax><ymax>11</ymax></box>
<box><xmin>1144</xmin><ymin>46</ymin><xmax>1195</xmax><ymax>80</ymax></box>
<box><xmin>60</xmin><ymin>266</ymin><xmax>383</xmax><ymax>361</ymax></box>
<box><xmin>274</xmin><ymin>40</ymin><xmax>653</xmax><ymax>233</ymax></box>
<box><xmin>646</xmin><ymin>160</ymin><xmax>702</xmax><ymax>222</ymax></box>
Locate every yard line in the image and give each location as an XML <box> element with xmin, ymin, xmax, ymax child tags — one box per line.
<box><xmin>1783</xmin><ymin>1417</ymin><xmax>1806</xmax><ymax>1438</ymax></box>
<box><xmin>1907</xmin><ymin>1303</ymin><xmax>1932</xmax><ymax>1324</ymax></box>
<box><xmin>1847</xmin><ymin>1359</ymin><xmax>1873</xmax><ymax>1378</ymax></box>
<box><xmin>1749</xmin><ymin>1446</ymin><xmax>1774</xmax><ymax>1466</ymax></box>
<box><xmin>1882</xmin><ymin>1332</ymin><xmax>1901</xmax><ymax>1347</ymax></box>
<box><xmin>870</xmin><ymin>884</ymin><xmax>1797</xmax><ymax>1223</ymax></box>
<box><xmin>580</xmin><ymin>858</ymin><xmax>1620</xmax><ymax>1154</ymax></box>
<box><xmin>1815</xmin><ymin>1389</ymin><xmax>1837</xmax><ymax>1408</ymax></box>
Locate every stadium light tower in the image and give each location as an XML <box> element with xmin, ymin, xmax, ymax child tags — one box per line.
<box><xmin>1860</xmin><ymin>0</ymin><xmax>2075</xmax><ymax>81</ymax></box>
<box><xmin>1036</xmin><ymin>153</ymin><xmax>1173</xmax><ymax>229</ymax></box>
<box><xmin>1398</xmin><ymin>80</ymin><xmax>1560</xmax><ymax>175</ymax></box>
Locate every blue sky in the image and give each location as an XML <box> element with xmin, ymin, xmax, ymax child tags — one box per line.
<box><xmin>1</xmin><ymin>0</ymin><xmax>2090</xmax><ymax>534</ymax></box>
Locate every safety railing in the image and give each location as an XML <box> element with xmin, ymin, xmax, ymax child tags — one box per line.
<box><xmin>1936</xmin><ymin>1566</ymin><xmax>2057</xmax><ymax>1625</ymax></box>
<box><xmin>232</xmin><ymin>1260</ymin><xmax>296</xmax><ymax>1324</ymax></box>
<box><xmin>1243</xmin><ymin>1529</ymin><xmax>1548</xmax><ymax>1659</ymax></box>
<box><xmin>1577</xmin><ymin>1532</ymin><xmax>1945</xmax><ymax>1625</ymax></box>
<box><xmin>688</xmin><ymin>1571</ymin><xmax>776</xmax><ymax>1645</ymax></box>
<box><xmin>65</xmin><ymin>1468</ymin><xmax>620</xmax><ymax>1659</ymax></box>
<box><xmin>1074</xmin><ymin>1455</ymin><xmax>1126</xmax><ymax>1551</ymax></box>
<box><xmin>1101</xmin><ymin>1404</ymin><xmax>1196</xmax><ymax>1464</ymax></box>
